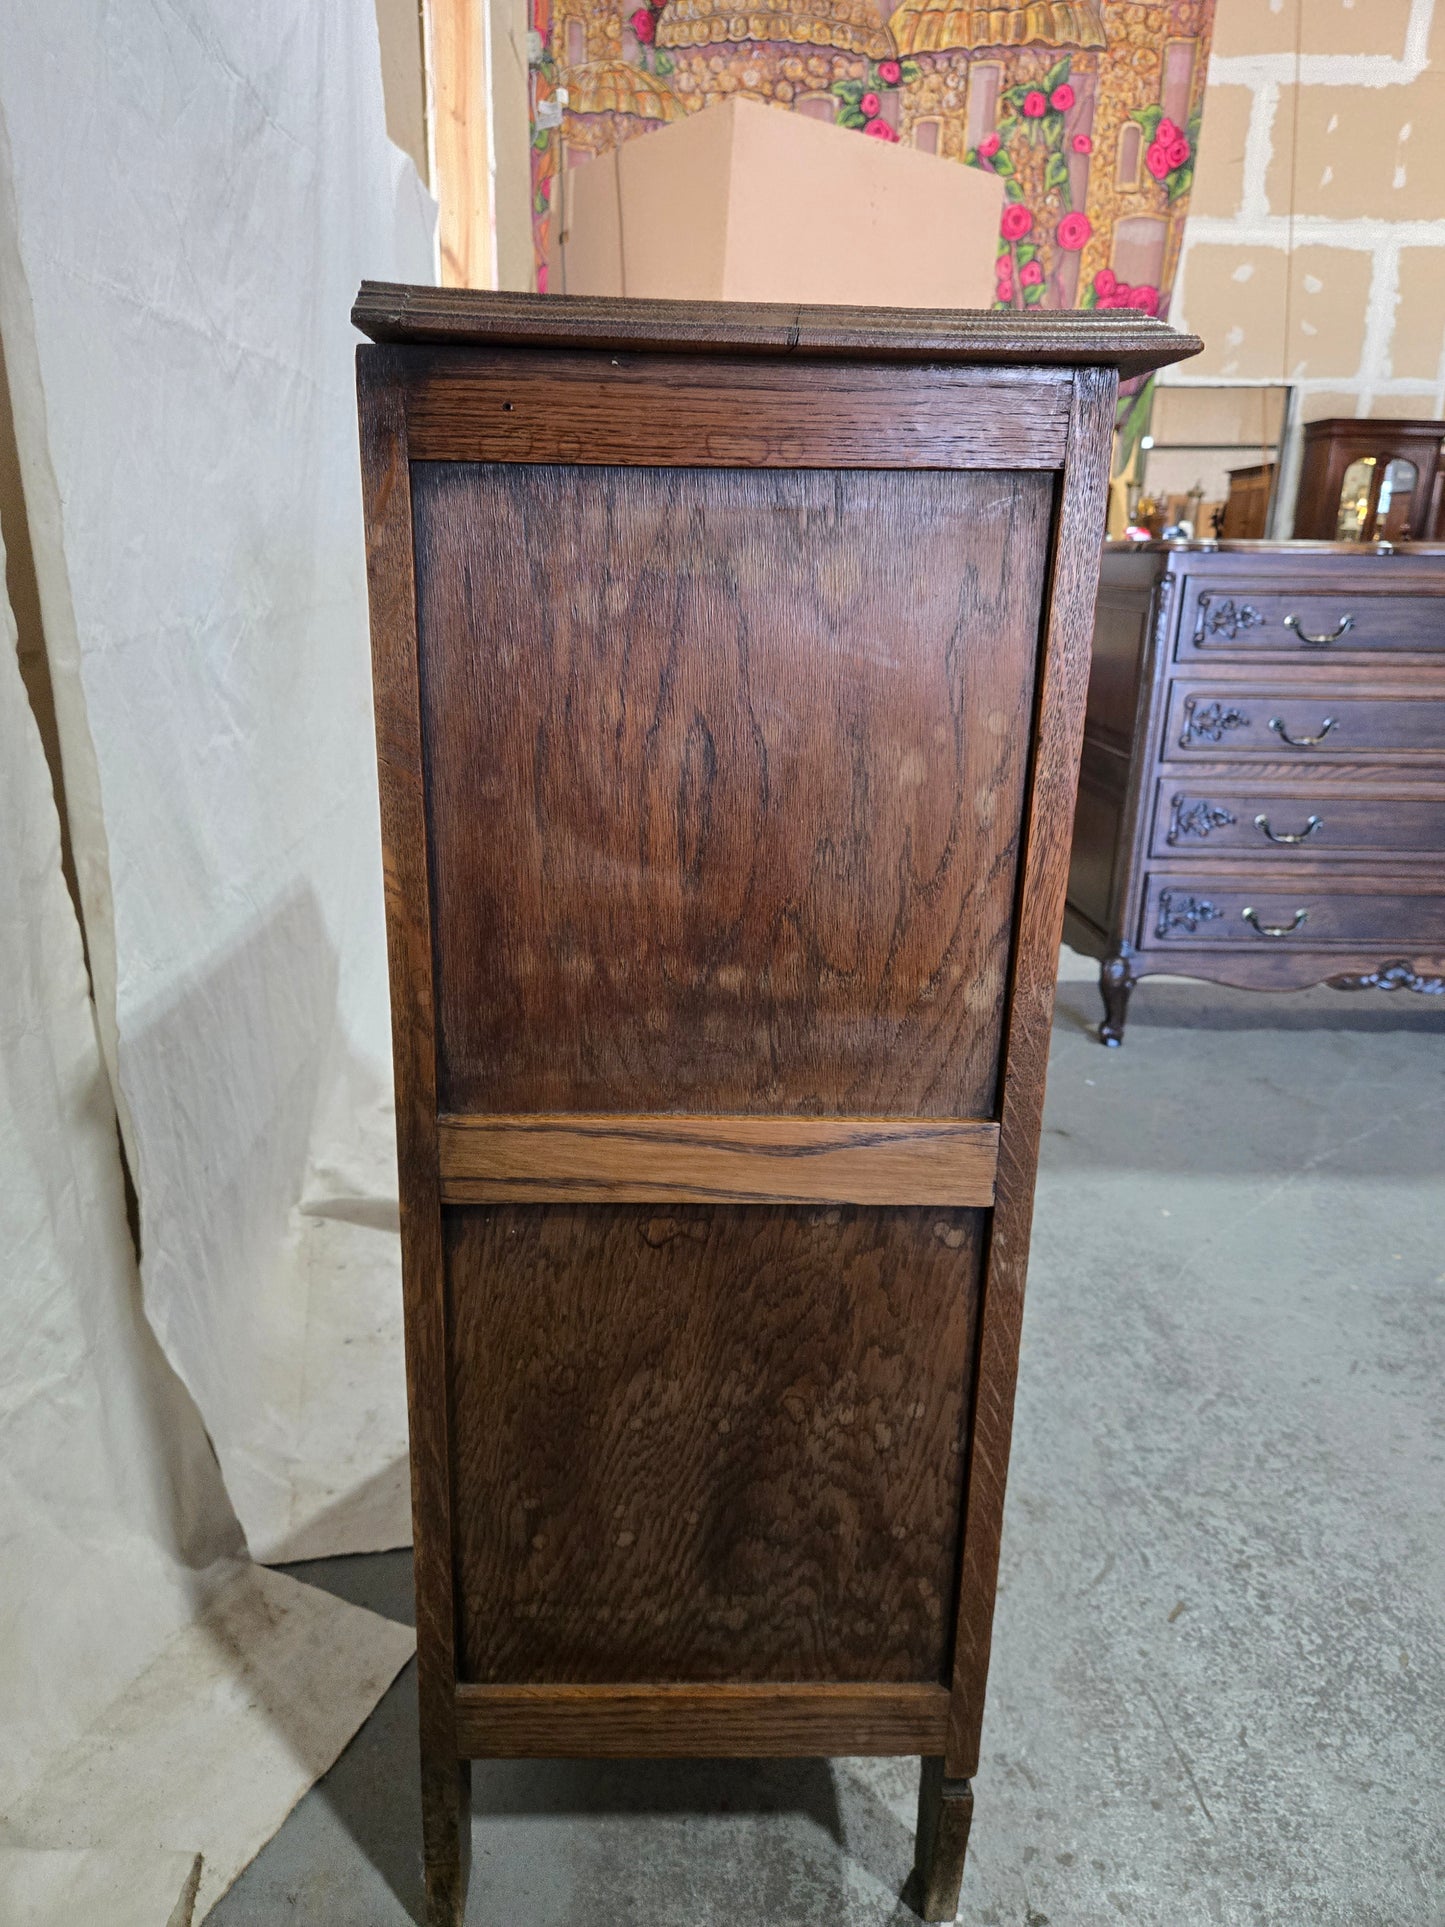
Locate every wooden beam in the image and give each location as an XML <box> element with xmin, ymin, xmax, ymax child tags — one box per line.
<box><xmin>429</xmin><ymin>0</ymin><xmax>493</xmax><ymax>288</ymax></box>
<box><xmin>436</xmin><ymin>1113</ymin><xmax>999</xmax><ymax>1205</ymax></box>
<box><xmin>454</xmin><ymin>1681</ymin><xmax>951</xmax><ymax>1758</ymax></box>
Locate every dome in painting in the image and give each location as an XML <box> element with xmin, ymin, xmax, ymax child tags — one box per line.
<box><xmin>656</xmin><ymin>0</ymin><xmax>896</xmax><ymax>61</ymax></box>
<box><xmin>888</xmin><ymin>0</ymin><xmax>1105</xmax><ymax>56</ymax></box>
<box><xmin>563</xmin><ymin>59</ymin><xmax>688</xmax><ymax>118</ymax></box>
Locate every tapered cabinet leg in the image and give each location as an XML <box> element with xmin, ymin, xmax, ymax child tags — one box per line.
<box><xmin>910</xmin><ymin>1756</ymin><xmax>974</xmax><ymax>1922</ymax></box>
<box><xmin>1098</xmin><ymin>944</ymin><xmax>1136</xmax><ymax>1047</ymax></box>
<box><xmin>422</xmin><ymin>1754</ymin><xmax>471</xmax><ymax>1927</ymax></box>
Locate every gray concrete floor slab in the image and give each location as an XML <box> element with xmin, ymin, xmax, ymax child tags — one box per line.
<box><xmin>208</xmin><ymin>967</ymin><xmax>1445</xmax><ymax>1925</ymax></box>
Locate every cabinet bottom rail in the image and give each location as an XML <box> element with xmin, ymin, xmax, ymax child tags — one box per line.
<box><xmin>451</xmin><ymin>1680</ymin><xmax>952</xmax><ymax>1758</ymax></box>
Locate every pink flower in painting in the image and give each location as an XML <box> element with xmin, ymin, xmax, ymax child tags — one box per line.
<box><xmin>1128</xmin><ymin>283</ymin><xmax>1161</xmax><ymax>314</ymax></box>
<box><xmin>1157</xmin><ymin>118</ymin><xmax>1180</xmax><ymax>146</ymax></box>
<box><xmin>1093</xmin><ymin>267</ymin><xmax>1117</xmax><ymax>298</ymax></box>
<box><xmin>1166</xmin><ymin>135</ymin><xmax>1191</xmax><ymax>169</ymax></box>
<box><xmin>864</xmin><ymin>117</ymin><xmax>898</xmax><ymax>140</ymax></box>
<box><xmin>1050</xmin><ymin>82</ymin><xmax>1076</xmax><ymax>112</ymax></box>
<box><xmin>978</xmin><ymin>131</ymin><xmax>1002</xmax><ymax>158</ymax></box>
<box><xmin>1072</xmin><ymin>132</ymin><xmax>1093</xmax><ymax>154</ymax></box>
<box><xmin>996</xmin><ymin>250</ymin><xmax>1013</xmax><ymax>279</ymax></box>
<box><xmin>1022</xmin><ymin>90</ymin><xmax>1048</xmax><ymax>118</ymax></box>
<box><xmin>1146</xmin><ymin>141</ymin><xmax>1171</xmax><ymax>180</ymax></box>
<box><xmin>1000</xmin><ymin>202</ymin><xmax>1033</xmax><ymax>240</ymax></box>
<box><xmin>996</xmin><ymin>276</ymin><xmax>1014</xmax><ymax>304</ymax></box>
<box><xmin>1020</xmin><ymin>260</ymin><xmax>1044</xmax><ymax>287</ymax></box>
<box><xmin>630</xmin><ymin>5</ymin><xmax>656</xmax><ymax>40</ymax></box>
<box><xmin>860</xmin><ymin>92</ymin><xmax>881</xmax><ymax>117</ymax></box>
<box><xmin>1055</xmin><ymin>211</ymin><xmax>1092</xmax><ymax>251</ymax></box>
<box><xmin>877</xmin><ymin>58</ymin><xmax>902</xmax><ymax>84</ymax></box>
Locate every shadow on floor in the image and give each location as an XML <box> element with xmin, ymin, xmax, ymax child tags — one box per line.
<box><xmin>241</xmin><ymin>1550</ymin><xmax>910</xmax><ymax>1927</ymax></box>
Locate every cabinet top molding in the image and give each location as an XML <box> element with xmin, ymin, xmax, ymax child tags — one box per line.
<box><xmin>352</xmin><ymin>282</ymin><xmax>1202</xmax><ymax>380</ymax></box>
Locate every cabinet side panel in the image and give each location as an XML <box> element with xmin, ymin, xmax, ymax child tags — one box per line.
<box><xmin>413</xmin><ymin>461</ymin><xmax>1054</xmax><ymax>1117</ymax></box>
<box><xmin>446</xmin><ymin>1201</ymin><xmax>981</xmax><ymax>1686</ymax></box>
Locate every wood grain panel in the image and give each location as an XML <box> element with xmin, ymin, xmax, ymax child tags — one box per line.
<box><xmin>453</xmin><ymin>1681</ymin><xmax>950</xmax><ymax>1758</ymax></box>
<box><xmin>414</xmin><ymin>460</ymin><xmax>1054</xmax><ymax>1117</ymax></box>
<box><xmin>405</xmin><ymin>352</ymin><xmax>1070</xmax><ymax>467</ymax></box>
<box><xmin>436</xmin><ymin>1113</ymin><xmax>998</xmax><ymax>1204</ymax></box>
<box><xmin>445</xmin><ymin>1201</ymin><xmax>981</xmax><ymax>1687</ymax></box>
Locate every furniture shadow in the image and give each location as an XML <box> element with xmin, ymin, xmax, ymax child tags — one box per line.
<box><xmin>271</xmin><ymin>1541</ymin><xmax>924</xmax><ymax>1926</ymax></box>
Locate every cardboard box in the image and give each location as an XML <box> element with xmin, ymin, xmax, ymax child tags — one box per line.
<box><xmin>548</xmin><ymin>97</ymin><xmax>1004</xmax><ymax>309</ymax></box>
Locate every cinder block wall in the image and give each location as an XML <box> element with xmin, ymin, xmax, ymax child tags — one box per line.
<box><xmin>1170</xmin><ymin>0</ymin><xmax>1445</xmax><ymax>423</ymax></box>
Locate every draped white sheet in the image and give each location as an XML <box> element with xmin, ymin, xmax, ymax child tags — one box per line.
<box><xmin>0</xmin><ymin>541</ymin><xmax>415</xmax><ymax>1920</ymax></box>
<box><xmin>0</xmin><ymin>0</ymin><xmax>434</xmax><ymax>1560</ymax></box>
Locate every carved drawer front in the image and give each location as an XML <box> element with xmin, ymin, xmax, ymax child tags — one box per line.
<box><xmin>1140</xmin><ymin>874</ymin><xmax>1445</xmax><ymax>949</ymax></box>
<box><xmin>1149</xmin><ymin>781</ymin><xmax>1445</xmax><ymax>859</ymax></box>
<box><xmin>1177</xmin><ymin>584</ymin><xmax>1445</xmax><ymax>660</ymax></box>
<box><xmin>1165</xmin><ymin>685</ymin><xmax>1445</xmax><ymax>758</ymax></box>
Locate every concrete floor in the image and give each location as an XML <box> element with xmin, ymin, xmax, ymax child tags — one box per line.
<box><xmin>208</xmin><ymin>964</ymin><xmax>1445</xmax><ymax>1926</ymax></box>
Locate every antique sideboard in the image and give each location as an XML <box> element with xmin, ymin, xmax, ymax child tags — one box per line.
<box><xmin>354</xmin><ymin>282</ymin><xmax>1197</xmax><ymax>1923</ymax></box>
<box><xmin>1065</xmin><ymin>540</ymin><xmax>1445</xmax><ymax>1044</ymax></box>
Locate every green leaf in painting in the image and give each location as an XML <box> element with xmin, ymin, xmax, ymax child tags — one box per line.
<box><xmin>531</xmin><ymin>128</ymin><xmax>550</xmax><ymax>150</ymax></box>
<box><xmin>1130</xmin><ymin>104</ymin><xmax>1164</xmax><ymax>143</ymax></box>
<box><xmin>1015</xmin><ymin>242</ymin><xmax>1037</xmax><ymax>265</ymax></box>
<box><xmin>1079</xmin><ymin>286</ymin><xmax>1098</xmax><ymax>309</ymax></box>
<box><xmin>991</xmin><ymin>150</ymin><xmax>1014</xmax><ymax>177</ymax></box>
<box><xmin>900</xmin><ymin>59</ymin><xmax>921</xmax><ymax>82</ymax></box>
<box><xmin>654</xmin><ymin>49</ymin><xmax>673</xmax><ymax>73</ymax></box>
<box><xmin>1044</xmin><ymin>150</ymin><xmax>1069</xmax><ymax>191</ymax></box>
<box><xmin>831</xmin><ymin>78</ymin><xmax>864</xmax><ymax>102</ymax></box>
<box><xmin>839</xmin><ymin>107</ymin><xmax>866</xmax><ymax>128</ymax></box>
<box><xmin>1043</xmin><ymin>54</ymin><xmax>1071</xmax><ymax>93</ymax></box>
<box><xmin>1024</xmin><ymin>282</ymin><xmax>1045</xmax><ymax>305</ymax></box>
<box><xmin>1168</xmin><ymin>164</ymin><xmax>1194</xmax><ymax>201</ymax></box>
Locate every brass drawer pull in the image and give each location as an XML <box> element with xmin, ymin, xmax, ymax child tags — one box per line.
<box><xmin>1254</xmin><ymin>812</ymin><xmax>1322</xmax><ymax>844</ymax></box>
<box><xmin>1242</xmin><ymin>906</ymin><xmax>1309</xmax><ymax>939</ymax></box>
<box><xmin>1283</xmin><ymin>612</ymin><xmax>1354</xmax><ymax>646</ymax></box>
<box><xmin>1270</xmin><ymin>714</ymin><xmax>1338</xmax><ymax>748</ymax></box>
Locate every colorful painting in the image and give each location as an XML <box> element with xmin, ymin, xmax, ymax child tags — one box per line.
<box><xmin>527</xmin><ymin>0</ymin><xmax>1216</xmax><ymax>320</ymax></box>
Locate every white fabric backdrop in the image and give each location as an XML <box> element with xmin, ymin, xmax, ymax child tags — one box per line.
<box><xmin>0</xmin><ymin>1</ymin><xmax>432</xmax><ymax>1560</ymax></box>
<box><xmin>0</xmin><ymin>541</ymin><xmax>415</xmax><ymax>1922</ymax></box>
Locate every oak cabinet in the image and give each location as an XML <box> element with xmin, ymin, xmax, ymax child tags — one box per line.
<box><xmin>354</xmin><ymin>283</ymin><xmax>1197</xmax><ymax>1923</ymax></box>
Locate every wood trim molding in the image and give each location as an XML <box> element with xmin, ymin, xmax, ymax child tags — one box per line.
<box><xmin>356</xmin><ymin>346</ymin><xmax>470</xmax><ymax>1902</ymax></box>
<box><xmin>353</xmin><ymin>282</ymin><xmax>1203</xmax><ymax>379</ymax></box>
<box><xmin>436</xmin><ymin>1113</ymin><xmax>1000</xmax><ymax>1205</ymax></box>
<box><xmin>429</xmin><ymin>0</ymin><xmax>494</xmax><ymax>289</ymax></box>
<box><xmin>454</xmin><ymin>1682</ymin><xmax>951</xmax><ymax>1758</ymax></box>
<box><xmin>943</xmin><ymin>364</ymin><xmax>1120</xmax><ymax>1781</ymax></box>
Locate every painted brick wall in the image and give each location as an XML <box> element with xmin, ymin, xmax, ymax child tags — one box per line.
<box><xmin>1168</xmin><ymin>0</ymin><xmax>1445</xmax><ymax>423</ymax></box>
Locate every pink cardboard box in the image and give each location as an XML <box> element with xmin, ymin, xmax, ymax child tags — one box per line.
<box><xmin>548</xmin><ymin>96</ymin><xmax>1004</xmax><ymax>308</ymax></box>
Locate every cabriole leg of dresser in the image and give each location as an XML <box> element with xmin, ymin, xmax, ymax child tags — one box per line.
<box><xmin>1098</xmin><ymin>944</ymin><xmax>1136</xmax><ymax>1047</ymax></box>
<box><xmin>910</xmin><ymin>1756</ymin><xmax>974</xmax><ymax>1921</ymax></box>
<box><xmin>421</xmin><ymin>1753</ymin><xmax>471</xmax><ymax>1927</ymax></box>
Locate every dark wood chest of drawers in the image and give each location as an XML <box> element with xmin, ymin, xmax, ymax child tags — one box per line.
<box><xmin>1065</xmin><ymin>540</ymin><xmax>1445</xmax><ymax>1043</ymax></box>
<box><xmin>354</xmin><ymin>282</ymin><xmax>1197</xmax><ymax>1922</ymax></box>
